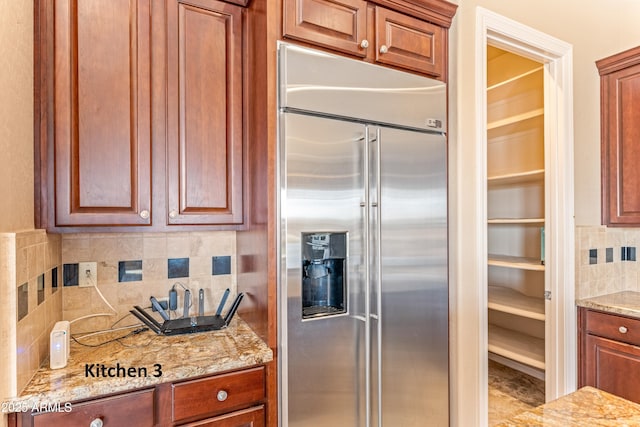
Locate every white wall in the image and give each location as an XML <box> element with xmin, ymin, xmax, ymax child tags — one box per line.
<box><xmin>0</xmin><ymin>0</ymin><xmax>34</xmax><ymax>233</ymax></box>
<box><xmin>0</xmin><ymin>1</ymin><xmax>34</xmax><ymax>426</ymax></box>
<box><xmin>449</xmin><ymin>1</ymin><xmax>640</xmax><ymax>426</ymax></box>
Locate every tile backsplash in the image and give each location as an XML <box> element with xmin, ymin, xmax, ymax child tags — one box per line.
<box><xmin>61</xmin><ymin>232</ymin><xmax>237</xmax><ymax>334</ymax></box>
<box><xmin>576</xmin><ymin>226</ymin><xmax>640</xmax><ymax>299</ymax></box>
<box><xmin>1</xmin><ymin>230</ymin><xmax>62</xmax><ymax>396</ymax></box>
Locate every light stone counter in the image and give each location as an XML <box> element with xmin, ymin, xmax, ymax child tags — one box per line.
<box><xmin>577</xmin><ymin>291</ymin><xmax>640</xmax><ymax>318</ymax></box>
<box><xmin>497</xmin><ymin>386</ymin><xmax>640</xmax><ymax>426</ymax></box>
<box><xmin>3</xmin><ymin>318</ymin><xmax>272</xmax><ymax>408</ymax></box>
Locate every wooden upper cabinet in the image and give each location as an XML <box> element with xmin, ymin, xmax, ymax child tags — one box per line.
<box><xmin>166</xmin><ymin>0</ymin><xmax>244</xmax><ymax>226</ymax></box>
<box><xmin>282</xmin><ymin>0</ymin><xmax>368</xmax><ymax>57</ymax></box>
<box><xmin>36</xmin><ymin>0</ymin><xmax>246</xmax><ymax>230</ymax></box>
<box><xmin>374</xmin><ymin>6</ymin><xmax>444</xmax><ymax>78</ymax></box>
<box><xmin>598</xmin><ymin>46</ymin><xmax>640</xmax><ymax>226</ymax></box>
<box><xmin>282</xmin><ymin>0</ymin><xmax>456</xmax><ymax>78</ymax></box>
<box><xmin>53</xmin><ymin>0</ymin><xmax>152</xmax><ymax>226</ymax></box>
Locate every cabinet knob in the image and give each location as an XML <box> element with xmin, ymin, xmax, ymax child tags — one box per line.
<box><xmin>619</xmin><ymin>326</ymin><xmax>628</xmax><ymax>334</ymax></box>
<box><xmin>139</xmin><ymin>209</ymin><xmax>150</xmax><ymax>219</ymax></box>
<box><xmin>169</xmin><ymin>210</ymin><xmax>178</xmax><ymax>219</ymax></box>
<box><xmin>217</xmin><ymin>390</ymin><xmax>228</xmax><ymax>402</ymax></box>
<box><xmin>360</xmin><ymin>39</ymin><xmax>369</xmax><ymax>49</ymax></box>
<box><xmin>89</xmin><ymin>418</ymin><xmax>104</xmax><ymax>427</ymax></box>
<box><xmin>379</xmin><ymin>45</ymin><xmax>389</xmax><ymax>54</ymax></box>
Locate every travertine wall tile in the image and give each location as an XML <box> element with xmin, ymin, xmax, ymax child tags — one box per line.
<box><xmin>143</xmin><ymin>234</ymin><xmax>167</xmax><ymax>259</ymax></box>
<box><xmin>7</xmin><ymin>230</ymin><xmax>63</xmax><ymax>395</ymax></box>
<box><xmin>576</xmin><ymin>226</ymin><xmax>640</xmax><ymax>299</ymax></box>
<box><xmin>167</xmin><ymin>233</ymin><xmax>191</xmax><ymax>258</ymax></box>
<box><xmin>97</xmin><ymin>260</ymin><xmax>118</xmax><ymax>285</ymax></box>
<box><xmin>143</xmin><ymin>258</ymin><xmax>167</xmax><ymax>281</ymax></box>
<box><xmin>61</xmin><ymin>232</ymin><xmax>237</xmax><ymax>333</ymax></box>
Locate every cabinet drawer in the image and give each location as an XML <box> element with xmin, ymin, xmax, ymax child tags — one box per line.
<box><xmin>172</xmin><ymin>367</ymin><xmax>265</xmax><ymax>422</ymax></box>
<box><xmin>585</xmin><ymin>309</ymin><xmax>640</xmax><ymax>345</ymax></box>
<box><xmin>178</xmin><ymin>405</ymin><xmax>265</xmax><ymax>427</ymax></box>
<box><xmin>31</xmin><ymin>389</ymin><xmax>154</xmax><ymax>427</ymax></box>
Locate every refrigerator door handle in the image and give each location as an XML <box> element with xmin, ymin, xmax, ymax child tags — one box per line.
<box><xmin>363</xmin><ymin>126</ymin><xmax>372</xmax><ymax>427</ymax></box>
<box><xmin>368</xmin><ymin>127</ymin><xmax>382</xmax><ymax>320</ymax></box>
<box><xmin>373</xmin><ymin>127</ymin><xmax>383</xmax><ymax>427</ymax></box>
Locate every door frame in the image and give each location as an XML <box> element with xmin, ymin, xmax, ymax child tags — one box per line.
<box><xmin>474</xmin><ymin>4</ymin><xmax>576</xmax><ymax>417</ymax></box>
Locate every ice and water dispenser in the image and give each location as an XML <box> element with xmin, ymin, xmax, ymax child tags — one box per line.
<box><xmin>301</xmin><ymin>232</ymin><xmax>347</xmax><ymax>319</ymax></box>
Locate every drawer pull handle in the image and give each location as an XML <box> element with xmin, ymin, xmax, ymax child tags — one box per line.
<box><xmin>619</xmin><ymin>326</ymin><xmax>628</xmax><ymax>334</ymax></box>
<box><xmin>217</xmin><ymin>390</ymin><xmax>228</xmax><ymax>402</ymax></box>
<box><xmin>139</xmin><ymin>209</ymin><xmax>150</xmax><ymax>219</ymax></box>
<box><xmin>380</xmin><ymin>45</ymin><xmax>389</xmax><ymax>54</ymax></box>
<box><xmin>89</xmin><ymin>418</ymin><xmax>104</xmax><ymax>427</ymax></box>
<box><xmin>360</xmin><ymin>39</ymin><xmax>369</xmax><ymax>49</ymax></box>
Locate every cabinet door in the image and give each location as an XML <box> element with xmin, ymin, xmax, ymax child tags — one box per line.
<box><xmin>584</xmin><ymin>334</ymin><xmax>640</xmax><ymax>403</ymax></box>
<box><xmin>374</xmin><ymin>6</ymin><xmax>445</xmax><ymax>78</ymax></box>
<box><xmin>166</xmin><ymin>0</ymin><xmax>243</xmax><ymax>225</ymax></box>
<box><xmin>178</xmin><ymin>405</ymin><xmax>265</xmax><ymax>427</ymax></box>
<box><xmin>53</xmin><ymin>0</ymin><xmax>152</xmax><ymax>226</ymax></box>
<box><xmin>282</xmin><ymin>0</ymin><xmax>368</xmax><ymax>57</ymax></box>
<box><xmin>601</xmin><ymin>63</ymin><xmax>640</xmax><ymax>225</ymax></box>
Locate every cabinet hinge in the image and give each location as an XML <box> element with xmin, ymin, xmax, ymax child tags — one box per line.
<box><xmin>544</xmin><ymin>291</ymin><xmax>551</xmax><ymax>300</ymax></box>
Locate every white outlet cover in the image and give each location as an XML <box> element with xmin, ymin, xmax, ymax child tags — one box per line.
<box><xmin>78</xmin><ymin>262</ymin><xmax>97</xmax><ymax>287</ymax></box>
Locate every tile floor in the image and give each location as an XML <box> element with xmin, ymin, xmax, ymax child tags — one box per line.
<box><xmin>488</xmin><ymin>360</ymin><xmax>545</xmax><ymax>426</ymax></box>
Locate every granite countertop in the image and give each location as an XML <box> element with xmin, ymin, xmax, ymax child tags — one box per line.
<box><xmin>4</xmin><ymin>317</ymin><xmax>272</xmax><ymax>407</ymax></box>
<box><xmin>577</xmin><ymin>291</ymin><xmax>640</xmax><ymax>318</ymax></box>
<box><xmin>497</xmin><ymin>386</ymin><xmax>640</xmax><ymax>426</ymax></box>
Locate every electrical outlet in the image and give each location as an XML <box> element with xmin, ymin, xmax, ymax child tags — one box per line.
<box><xmin>152</xmin><ymin>298</ymin><xmax>169</xmax><ymax>312</ymax></box>
<box><xmin>78</xmin><ymin>262</ymin><xmax>97</xmax><ymax>287</ymax></box>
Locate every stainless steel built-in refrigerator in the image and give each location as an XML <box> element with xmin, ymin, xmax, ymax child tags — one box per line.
<box><xmin>278</xmin><ymin>43</ymin><xmax>449</xmax><ymax>427</ymax></box>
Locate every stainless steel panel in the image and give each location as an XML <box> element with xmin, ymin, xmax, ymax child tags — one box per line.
<box><xmin>281</xmin><ymin>113</ymin><xmax>367</xmax><ymax>427</ymax></box>
<box><xmin>378</xmin><ymin>127</ymin><xmax>449</xmax><ymax>426</ymax></box>
<box><xmin>278</xmin><ymin>43</ymin><xmax>447</xmax><ymax>132</ymax></box>
<box><xmin>278</xmin><ymin>41</ymin><xmax>449</xmax><ymax>427</ymax></box>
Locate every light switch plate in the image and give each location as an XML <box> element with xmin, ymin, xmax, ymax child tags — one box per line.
<box><xmin>78</xmin><ymin>262</ymin><xmax>97</xmax><ymax>287</ymax></box>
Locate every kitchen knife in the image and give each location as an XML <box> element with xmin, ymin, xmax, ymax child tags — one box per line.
<box><xmin>150</xmin><ymin>296</ymin><xmax>170</xmax><ymax>321</ymax></box>
<box><xmin>198</xmin><ymin>289</ymin><xmax>204</xmax><ymax>316</ymax></box>
<box><xmin>216</xmin><ymin>288</ymin><xmax>230</xmax><ymax>316</ymax></box>
<box><xmin>183</xmin><ymin>289</ymin><xmax>191</xmax><ymax>318</ymax></box>
<box><xmin>224</xmin><ymin>293</ymin><xmax>244</xmax><ymax>326</ymax></box>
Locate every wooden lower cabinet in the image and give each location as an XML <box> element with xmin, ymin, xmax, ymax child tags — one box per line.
<box><xmin>18</xmin><ymin>389</ymin><xmax>155</xmax><ymax>427</ymax></box>
<box><xmin>11</xmin><ymin>366</ymin><xmax>266</xmax><ymax>427</ymax></box>
<box><xmin>179</xmin><ymin>406</ymin><xmax>265</xmax><ymax>427</ymax></box>
<box><xmin>579</xmin><ymin>307</ymin><xmax>640</xmax><ymax>403</ymax></box>
<box><xmin>171</xmin><ymin>367</ymin><xmax>265</xmax><ymax>423</ymax></box>
<box><xmin>583</xmin><ymin>334</ymin><xmax>640</xmax><ymax>403</ymax></box>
